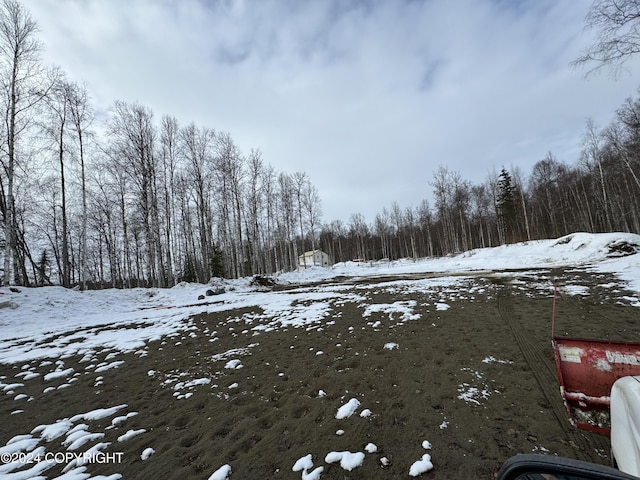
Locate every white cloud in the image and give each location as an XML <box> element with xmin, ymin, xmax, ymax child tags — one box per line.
<box><xmin>28</xmin><ymin>0</ymin><xmax>640</xmax><ymax>224</ymax></box>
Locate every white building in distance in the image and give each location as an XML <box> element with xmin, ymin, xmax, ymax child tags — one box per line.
<box><xmin>298</xmin><ymin>250</ymin><xmax>332</xmax><ymax>268</ymax></box>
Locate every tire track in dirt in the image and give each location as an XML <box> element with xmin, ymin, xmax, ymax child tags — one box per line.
<box><xmin>496</xmin><ymin>284</ymin><xmax>609</xmax><ymax>463</ymax></box>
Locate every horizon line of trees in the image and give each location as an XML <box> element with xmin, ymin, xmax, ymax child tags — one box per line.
<box><xmin>1</xmin><ymin>0</ymin><xmax>639</xmax><ymax>289</ymax></box>
<box><xmin>0</xmin><ymin>0</ymin><xmax>325</xmax><ymax>288</ymax></box>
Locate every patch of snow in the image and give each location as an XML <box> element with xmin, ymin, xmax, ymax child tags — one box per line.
<box><xmin>44</xmin><ymin>368</ymin><xmax>74</xmax><ymax>381</ymax></box>
<box><xmin>325</xmin><ymin>451</ymin><xmax>365</xmax><ymax>471</ymax></box>
<box><xmin>336</xmin><ymin>398</ymin><xmax>360</xmax><ymax>419</ymax></box>
<box><xmin>224</xmin><ymin>359</ymin><xmax>243</xmax><ymax>369</ymax></box>
<box><xmin>141</xmin><ymin>447</ymin><xmax>155</xmax><ymax>460</ymax></box>
<box><xmin>70</xmin><ymin>404</ymin><xmax>128</xmax><ymax>422</ymax></box>
<box><xmin>117</xmin><ymin>429</ymin><xmax>146</xmax><ymax>442</ymax></box>
<box><xmin>208</xmin><ymin>464</ymin><xmax>232</xmax><ymax>480</ymax></box>
<box><xmin>94</xmin><ymin>361</ymin><xmax>125</xmax><ymax>372</ymax></box>
<box><xmin>409</xmin><ymin>453</ymin><xmax>434</xmax><ymax>476</ymax></box>
<box><xmin>292</xmin><ymin>454</ymin><xmax>313</xmax><ymax>472</ymax></box>
<box><xmin>482</xmin><ymin>356</ymin><xmax>513</xmax><ymax>364</ymax></box>
<box><xmin>32</xmin><ymin>420</ymin><xmax>74</xmax><ymax>441</ymax></box>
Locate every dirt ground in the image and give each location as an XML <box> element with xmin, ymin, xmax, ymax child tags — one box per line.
<box><xmin>1</xmin><ymin>268</ymin><xmax>639</xmax><ymax>479</ymax></box>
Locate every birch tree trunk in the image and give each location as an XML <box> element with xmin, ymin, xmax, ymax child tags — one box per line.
<box><xmin>67</xmin><ymin>82</ymin><xmax>92</xmax><ymax>290</ymax></box>
<box><xmin>0</xmin><ymin>0</ymin><xmax>47</xmax><ymax>285</ymax></box>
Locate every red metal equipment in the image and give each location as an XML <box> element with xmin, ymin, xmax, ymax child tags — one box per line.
<box><xmin>552</xmin><ymin>285</ymin><xmax>640</xmax><ymax>435</ymax></box>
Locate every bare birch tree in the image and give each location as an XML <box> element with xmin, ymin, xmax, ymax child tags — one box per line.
<box><xmin>159</xmin><ymin>115</ymin><xmax>179</xmax><ymax>285</ymax></box>
<box><xmin>66</xmin><ymin>81</ymin><xmax>93</xmax><ymax>289</ymax></box>
<box><xmin>292</xmin><ymin>171</ymin><xmax>309</xmax><ymax>267</ymax></box>
<box><xmin>245</xmin><ymin>148</ymin><xmax>264</xmax><ymax>274</ymax></box>
<box><xmin>108</xmin><ymin>101</ymin><xmax>163</xmax><ymax>286</ymax></box>
<box><xmin>181</xmin><ymin>122</ymin><xmax>215</xmax><ymax>282</ymax></box>
<box><xmin>582</xmin><ymin>119</ymin><xmax>613</xmax><ymax>231</ymax></box>
<box><xmin>41</xmin><ymin>75</ymin><xmax>72</xmax><ymax>286</ymax></box>
<box><xmin>0</xmin><ymin>0</ymin><xmax>50</xmax><ymax>285</ymax></box>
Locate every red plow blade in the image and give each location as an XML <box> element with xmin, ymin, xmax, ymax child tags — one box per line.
<box><xmin>552</xmin><ymin>336</ymin><xmax>640</xmax><ymax>435</ymax></box>
<box><xmin>552</xmin><ymin>285</ymin><xmax>640</xmax><ymax>435</ymax></box>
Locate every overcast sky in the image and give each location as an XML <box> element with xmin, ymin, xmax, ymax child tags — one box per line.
<box><xmin>27</xmin><ymin>0</ymin><xmax>640</xmax><ymax>225</ymax></box>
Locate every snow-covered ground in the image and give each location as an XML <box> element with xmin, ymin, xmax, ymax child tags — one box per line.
<box><xmin>2</xmin><ymin>232</ymin><xmax>638</xmax><ymax>361</ymax></box>
<box><xmin>0</xmin><ymin>232</ymin><xmax>639</xmax><ymax>479</ymax></box>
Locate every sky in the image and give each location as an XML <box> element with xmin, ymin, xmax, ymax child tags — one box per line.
<box><xmin>26</xmin><ymin>0</ymin><xmax>640</xmax><ymax>225</ymax></box>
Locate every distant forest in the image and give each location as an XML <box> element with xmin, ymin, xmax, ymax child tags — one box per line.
<box><xmin>1</xmin><ymin>0</ymin><xmax>639</xmax><ymax>288</ymax></box>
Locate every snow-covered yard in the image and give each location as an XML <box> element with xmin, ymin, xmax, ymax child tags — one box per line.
<box><xmin>0</xmin><ymin>232</ymin><xmax>639</xmax><ymax>479</ymax></box>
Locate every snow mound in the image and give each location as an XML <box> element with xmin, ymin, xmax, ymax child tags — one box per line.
<box><xmin>553</xmin><ymin>232</ymin><xmax>640</xmax><ymax>259</ymax></box>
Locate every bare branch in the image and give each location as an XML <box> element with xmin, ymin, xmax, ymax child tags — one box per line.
<box><xmin>571</xmin><ymin>0</ymin><xmax>640</xmax><ymax>78</ymax></box>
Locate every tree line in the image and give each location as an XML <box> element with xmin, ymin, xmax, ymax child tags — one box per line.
<box><xmin>0</xmin><ymin>0</ymin><xmax>324</xmax><ymax>287</ymax></box>
<box><xmin>319</xmin><ymin>113</ymin><xmax>640</xmax><ymax>264</ymax></box>
<box><xmin>1</xmin><ymin>0</ymin><xmax>639</xmax><ymax>288</ymax></box>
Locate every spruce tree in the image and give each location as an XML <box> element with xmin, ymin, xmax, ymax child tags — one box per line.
<box><xmin>497</xmin><ymin>168</ymin><xmax>517</xmax><ymax>244</ymax></box>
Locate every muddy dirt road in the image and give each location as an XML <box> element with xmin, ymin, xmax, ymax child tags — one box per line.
<box><xmin>1</xmin><ymin>268</ymin><xmax>638</xmax><ymax>479</ymax></box>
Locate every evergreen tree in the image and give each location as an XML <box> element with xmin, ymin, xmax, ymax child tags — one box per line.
<box><xmin>181</xmin><ymin>254</ymin><xmax>197</xmax><ymax>283</ymax></box>
<box><xmin>209</xmin><ymin>244</ymin><xmax>224</xmax><ymax>279</ymax></box>
<box><xmin>36</xmin><ymin>249</ymin><xmax>50</xmax><ymax>286</ymax></box>
<box><xmin>497</xmin><ymin>168</ymin><xmax>517</xmax><ymax>244</ymax></box>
